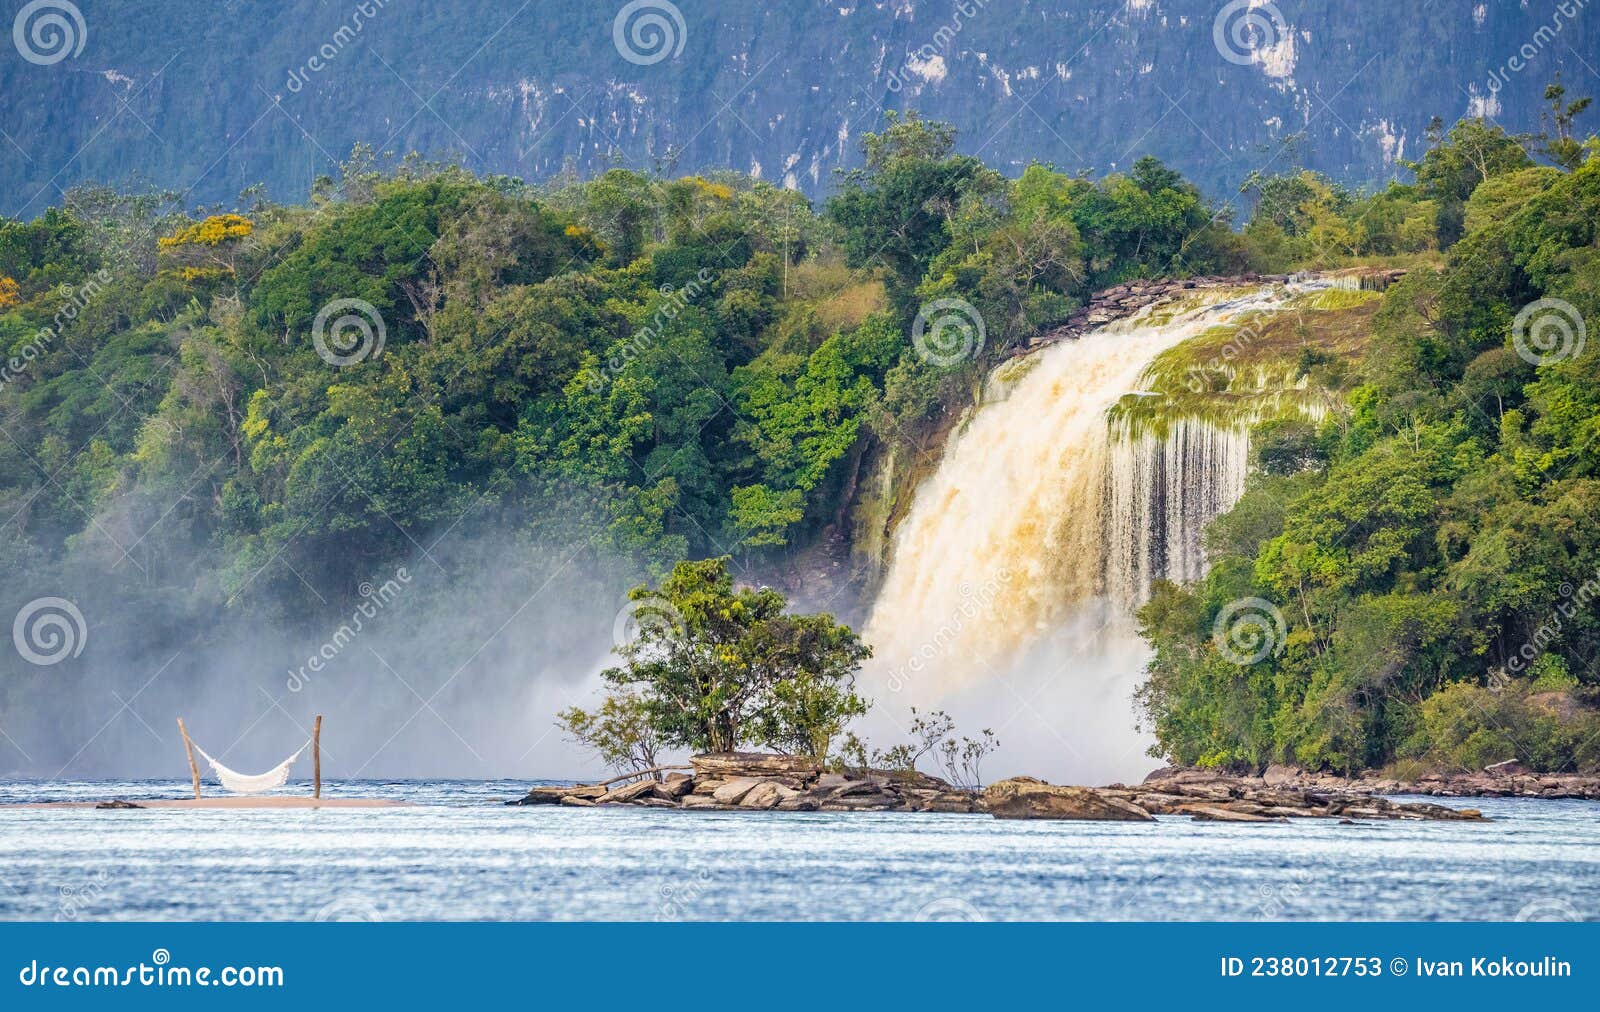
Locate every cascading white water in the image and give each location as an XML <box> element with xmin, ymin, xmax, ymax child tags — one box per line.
<box><xmin>1104</xmin><ymin>419</ymin><xmax>1251</xmax><ymax>614</ymax></box>
<box><xmin>860</xmin><ymin>286</ymin><xmax>1312</xmax><ymax>783</ymax></box>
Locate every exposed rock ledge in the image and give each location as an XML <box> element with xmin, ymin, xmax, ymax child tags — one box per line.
<box><xmin>1019</xmin><ymin>267</ymin><xmax>1409</xmax><ymax>352</ymax></box>
<box><xmin>1148</xmin><ymin>763</ymin><xmax>1600</xmax><ymax>801</ymax></box>
<box><xmin>508</xmin><ymin>753</ymin><xmax>1483</xmax><ymax>822</ymax></box>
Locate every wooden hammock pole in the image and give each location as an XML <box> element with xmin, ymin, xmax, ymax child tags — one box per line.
<box><xmin>313</xmin><ymin>714</ymin><xmax>323</xmax><ymax>799</ymax></box>
<box><xmin>176</xmin><ymin>718</ymin><xmax>201</xmax><ymax>799</ymax></box>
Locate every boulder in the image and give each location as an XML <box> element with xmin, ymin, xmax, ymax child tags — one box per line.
<box><xmin>603</xmin><ymin>779</ymin><xmax>661</xmax><ymax>804</ymax></box>
<box><xmin>654</xmin><ymin>774</ymin><xmax>695</xmax><ymax>800</ymax></box>
<box><xmin>1262</xmin><ymin>764</ymin><xmax>1301</xmax><ymax>787</ymax></box>
<box><xmin>983</xmin><ymin>778</ymin><xmax>1154</xmax><ymax>822</ymax></box>
<box><xmin>920</xmin><ymin>792</ymin><xmax>980</xmax><ymax>813</ymax></box>
<box><xmin>711</xmin><ymin>777</ymin><xmax>764</xmax><ymax>805</ymax></box>
<box><xmin>95</xmin><ymin>799</ymin><xmax>144</xmax><ymax>809</ymax></box>
<box><xmin>739</xmin><ymin>781</ymin><xmax>785</xmax><ymax>809</ymax></box>
<box><xmin>827</xmin><ymin>777</ymin><xmax>892</xmax><ymax>799</ymax></box>
<box><xmin>680</xmin><ymin>795</ymin><xmax>721</xmax><ymax>809</ymax></box>
<box><xmin>559</xmin><ymin>795</ymin><xmax>597</xmax><ymax>807</ymax></box>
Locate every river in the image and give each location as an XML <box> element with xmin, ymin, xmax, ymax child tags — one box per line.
<box><xmin>1</xmin><ymin>780</ymin><xmax>1594</xmax><ymax>921</ymax></box>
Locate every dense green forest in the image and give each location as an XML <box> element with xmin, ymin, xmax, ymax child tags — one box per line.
<box><xmin>1139</xmin><ymin>121</ymin><xmax>1600</xmax><ymax>775</ymax></box>
<box><xmin>3</xmin><ymin>98</ymin><xmax>1597</xmax><ymax>773</ymax></box>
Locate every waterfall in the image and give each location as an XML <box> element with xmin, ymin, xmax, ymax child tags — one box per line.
<box><xmin>1103</xmin><ymin>419</ymin><xmax>1250</xmax><ymax>613</ymax></box>
<box><xmin>860</xmin><ymin>286</ymin><xmax>1309</xmax><ymax>782</ymax></box>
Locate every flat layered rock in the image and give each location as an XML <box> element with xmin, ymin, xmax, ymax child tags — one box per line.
<box><xmin>690</xmin><ymin>752</ymin><xmax>821</xmax><ymax>782</ymax></box>
<box><xmin>1143</xmin><ymin>763</ymin><xmax>1582</xmax><ymax>802</ymax></box>
<box><xmin>1183</xmin><ymin>804</ymin><xmax>1285</xmax><ymax>823</ymax></box>
<box><xmin>603</xmin><ymin>779</ymin><xmax>661</xmax><ymax>804</ymax></box>
<box><xmin>983</xmin><ymin>778</ymin><xmax>1155</xmax><ymax>822</ymax></box>
<box><xmin>510</xmin><ymin>784</ymin><xmax>607</xmax><ymax>806</ymax></box>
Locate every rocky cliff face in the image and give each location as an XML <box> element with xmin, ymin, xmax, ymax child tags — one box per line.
<box><xmin>3</xmin><ymin>1</ymin><xmax>1590</xmax><ymax>215</ymax></box>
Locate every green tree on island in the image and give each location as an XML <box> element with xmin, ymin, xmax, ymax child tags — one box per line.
<box><xmin>560</xmin><ymin>558</ymin><xmax>870</xmax><ymax>764</ymax></box>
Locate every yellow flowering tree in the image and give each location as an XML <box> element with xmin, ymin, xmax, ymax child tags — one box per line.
<box><xmin>157</xmin><ymin>213</ymin><xmax>255</xmax><ymax>277</ymax></box>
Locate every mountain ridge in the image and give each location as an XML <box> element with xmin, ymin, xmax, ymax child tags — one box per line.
<box><xmin>2</xmin><ymin>0</ymin><xmax>1592</xmax><ymax>216</ymax></box>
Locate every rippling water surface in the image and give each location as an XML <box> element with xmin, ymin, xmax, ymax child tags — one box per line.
<box><xmin>1</xmin><ymin>780</ymin><xmax>1596</xmax><ymax>921</ymax></box>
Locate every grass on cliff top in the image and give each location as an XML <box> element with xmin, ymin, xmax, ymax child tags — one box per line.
<box><xmin>1108</xmin><ymin>291</ymin><xmax>1381</xmax><ymax>438</ymax></box>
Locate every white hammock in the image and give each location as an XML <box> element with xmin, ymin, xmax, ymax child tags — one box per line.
<box><xmin>192</xmin><ymin>741</ymin><xmax>308</xmax><ymax>795</ymax></box>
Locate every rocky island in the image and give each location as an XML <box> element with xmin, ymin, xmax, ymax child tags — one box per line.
<box><xmin>511</xmin><ymin>752</ymin><xmax>1486</xmax><ymax>823</ymax></box>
